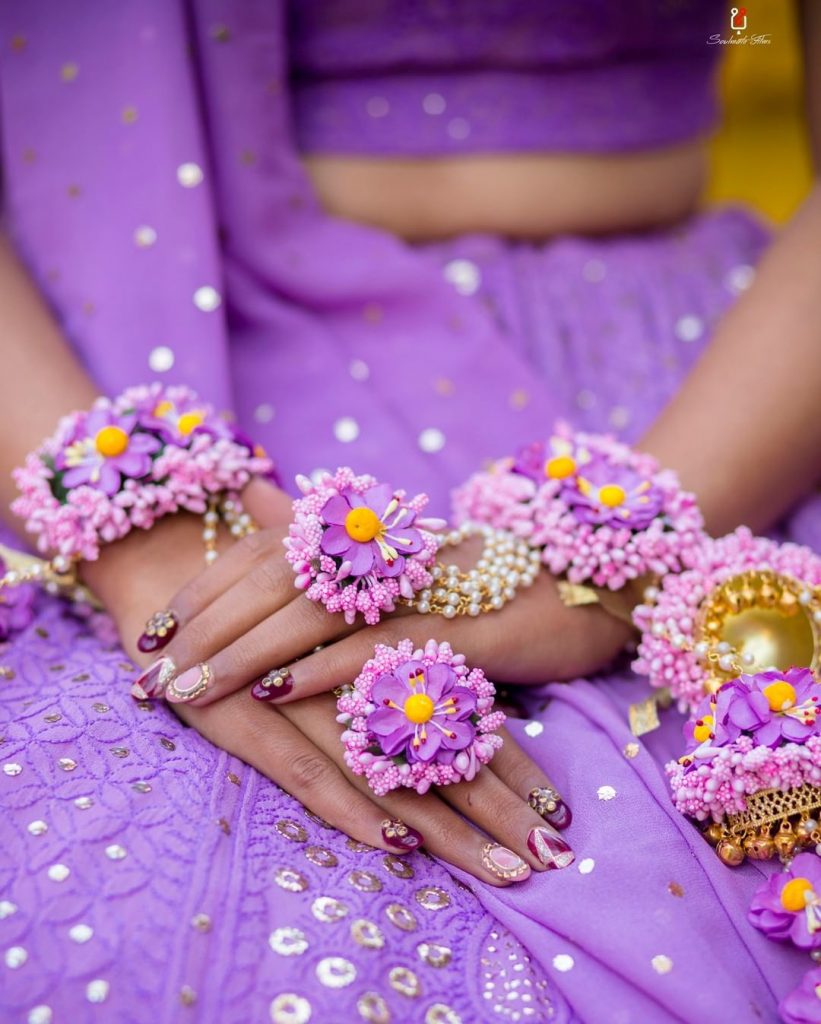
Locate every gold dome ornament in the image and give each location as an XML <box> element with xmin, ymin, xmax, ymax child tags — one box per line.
<box><xmin>694</xmin><ymin>571</ymin><xmax>821</xmax><ymax>695</ymax></box>
<box><xmin>633</xmin><ymin>527</ymin><xmax>821</xmax><ymax>711</ymax></box>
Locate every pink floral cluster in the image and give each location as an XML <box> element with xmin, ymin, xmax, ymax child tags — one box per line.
<box><xmin>667</xmin><ymin>732</ymin><xmax>821</xmax><ymax>822</ymax></box>
<box><xmin>633</xmin><ymin>528</ymin><xmax>821</xmax><ymax>710</ymax></box>
<box><xmin>336</xmin><ymin>638</ymin><xmax>505</xmax><ymax>795</ymax></box>
<box><xmin>284</xmin><ymin>467</ymin><xmax>441</xmax><ymax>625</ymax></box>
<box><xmin>11</xmin><ymin>384</ymin><xmax>272</xmax><ymax>561</ymax></box>
<box><xmin>452</xmin><ymin>422</ymin><xmax>704</xmax><ymax>590</ymax></box>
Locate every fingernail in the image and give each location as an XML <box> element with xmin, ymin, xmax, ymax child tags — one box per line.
<box><xmin>166</xmin><ymin>663</ymin><xmax>212</xmax><ymax>703</ymax></box>
<box><xmin>481</xmin><ymin>843</ymin><xmax>530</xmax><ymax>882</ymax></box>
<box><xmin>527</xmin><ymin>826</ymin><xmax>575</xmax><ymax>870</ymax></box>
<box><xmin>132</xmin><ymin>657</ymin><xmax>176</xmax><ymax>699</ymax></box>
<box><xmin>136</xmin><ymin>609</ymin><xmax>179</xmax><ymax>654</ymax></box>
<box><xmin>381</xmin><ymin>819</ymin><xmax>424</xmax><ymax>852</ymax></box>
<box><xmin>250</xmin><ymin>669</ymin><xmax>293</xmax><ymax>702</ymax></box>
<box><xmin>528</xmin><ymin>787</ymin><xmax>573</xmax><ymax>830</ymax></box>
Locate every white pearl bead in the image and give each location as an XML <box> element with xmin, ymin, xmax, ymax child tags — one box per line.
<box><xmin>716</xmin><ymin>641</ymin><xmax>731</xmax><ymax>654</ymax></box>
<box><xmin>799</xmin><ymin>590</ymin><xmax>812</xmax><ymax>605</ymax></box>
<box><xmin>417</xmin><ymin>601</ymin><xmax>430</xmax><ymax>614</ymax></box>
<box><xmin>490</xmin><ymin>595</ymin><xmax>504</xmax><ymax>610</ymax></box>
<box><xmin>442</xmin><ymin>605</ymin><xmax>457</xmax><ymax>619</ymax></box>
<box><xmin>446</xmin><ymin>593</ymin><xmax>460</xmax><ymax>607</ymax></box>
<box><xmin>718</xmin><ymin>654</ymin><xmax>735</xmax><ymax>672</ymax></box>
<box><xmin>468</xmin><ymin>604</ymin><xmax>481</xmax><ymax>616</ymax></box>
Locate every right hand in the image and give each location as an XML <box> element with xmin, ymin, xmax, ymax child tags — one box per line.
<box><xmin>81</xmin><ymin>479</ymin><xmax>575</xmax><ymax>884</ymax></box>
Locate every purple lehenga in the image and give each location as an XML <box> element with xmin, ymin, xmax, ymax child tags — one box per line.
<box><xmin>1</xmin><ymin>2</ymin><xmax>819</xmax><ymax>1022</ymax></box>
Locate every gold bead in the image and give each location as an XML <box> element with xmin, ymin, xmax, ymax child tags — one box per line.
<box><xmin>716</xmin><ymin>838</ymin><xmax>745</xmax><ymax>867</ymax></box>
<box><xmin>743</xmin><ymin>833</ymin><xmax>775</xmax><ymax>861</ymax></box>
<box><xmin>703</xmin><ymin>823</ymin><xmax>724</xmax><ymax>847</ymax></box>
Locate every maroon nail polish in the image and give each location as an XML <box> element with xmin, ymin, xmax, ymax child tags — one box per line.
<box><xmin>133</xmin><ymin>657</ymin><xmax>176</xmax><ymax>698</ymax></box>
<box><xmin>528</xmin><ymin>786</ymin><xmax>573</xmax><ymax>830</ymax></box>
<box><xmin>136</xmin><ymin>610</ymin><xmax>179</xmax><ymax>654</ymax></box>
<box><xmin>250</xmin><ymin>669</ymin><xmax>293</xmax><ymax>702</ymax></box>
<box><xmin>381</xmin><ymin>819</ymin><xmax>423</xmax><ymax>852</ymax></box>
<box><xmin>527</xmin><ymin>827</ymin><xmax>575</xmax><ymax>870</ymax></box>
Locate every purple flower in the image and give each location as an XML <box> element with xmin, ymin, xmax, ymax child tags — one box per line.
<box><xmin>701</xmin><ymin>669</ymin><xmax>821</xmax><ymax>751</ymax></box>
<box><xmin>565</xmin><ymin>458</ymin><xmax>663</xmax><ymax>530</ymax></box>
<box><xmin>744</xmin><ymin>668</ymin><xmax>820</xmax><ymax>746</ymax></box>
<box><xmin>749</xmin><ymin>853</ymin><xmax>821</xmax><ymax>950</ymax></box>
<box><xmin>780</xmin><ymin>967</ymin><xmax>821</xmax><ymax>1024</ymax></box>
<box><xmin>366</xmin><ymin>659</ymin><xmax>477</xmax><ymax>763</ymax></box>
<box><xmin>138</xmin><ymin>396</ymin><xmax>232</xmax><ymax>446</ymax></box>
<box><xmin>319</xmin><ymin>484</ymin><xmax>423</xmax><ymax>578</ymax></box>
<box><xmin>56</xmin><ymin>408</ymin><xmax>160</xmax><ymax>496</ymax></box>
<box><xmin>512</xmin><ymin>435</ymin><xmax>587</xmax><ymax>485</ymax></box>
<box><xmin>682</xmin><ymin>692</ymin><xmax>741</xmax><ymax>755</ymax></box>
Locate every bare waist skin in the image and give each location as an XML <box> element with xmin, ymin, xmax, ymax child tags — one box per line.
<box><xmin>302</xmin><ymin>139</ymin><xmax>709</xmax><ymax>241</ymax></box>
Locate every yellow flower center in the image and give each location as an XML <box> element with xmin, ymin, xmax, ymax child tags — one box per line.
<box><xmin>781</xmin><ymin>877</ymin><xmax>815</xmax><ymax>912</ymax></box>
<box><xmin>692</xmin><ymin>715</ymin><xmax>714</xmax><ymax>744</ymax></box>
<box><xmin>153</xmin><ymin>400</ymin><xmax>174</xmax><ymax>418</ymax></box>
<box><xmin>544</xmin><ymin>455</ymin><xmax>576</xmax><ymax>480</ymax></box>
<box><xmin>404</xmin><ymin>693</ymin><xmax>435</xmax><ymax>724</ymax></box>
<box><xmin>599</xmin><ymin>484</ymin><xmax>627</xmax><ymax>508</ymax></box>
<box><xmin>763</xmin><ymin>681</ymin><xmax>797</xmax><ymax>712</ymax></box>
<box><xmin>344</xmin><ymin>507</ymin><xmax>382</xmax><ymax>543</ymax></box>
<box><xmin>94</xmin><ymin>425</ymin><xmax>129</xmax><ymax>458</ymax></box>
<box><xmin>177</xmin><ymin>410</ymin><xmax>205</xmax><ymax>436</ymax></box>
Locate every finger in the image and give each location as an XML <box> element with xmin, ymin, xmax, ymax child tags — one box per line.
<box><xmin>491</xmin><ymin>724</ymin><xmax>573</xmax><ymax>831</ymax></box>
<box><xmin>279</xmin><ymin>695</ymin><xmax>532</xmax><ymax>886</ymax></box>
<box><xmin>438</xmin><ymin>763</ymin><xmax>574</xmax><ymax>872</ymax></box>
<box><xmin>133</xmin><ymin>526</ymin><xmax>284</xmax><ymax>657</ymax></box>
<box><xmin>256</xmin><ymin>614</ymin><xmax>478</xmax><ymax>705</ymax></box>
<box><xmin>159</xmin><ymin>590</ymin><xmax>359</xmax><ymax>706</ymax></box>
<box><xmin>173</xmin><ymin>691</ymin><xmax>404</xmax><ymax>852</ymax></box>
<box><xmin>159</xmin><ymin>544</ymin><xmax>309</xmax><ymax>683</ymax></box>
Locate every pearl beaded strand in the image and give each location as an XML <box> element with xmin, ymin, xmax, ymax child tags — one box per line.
<box><xmin>411</xmin><ymin>521</ymin><xmax>541</xmax><ymax>618</ymax></box>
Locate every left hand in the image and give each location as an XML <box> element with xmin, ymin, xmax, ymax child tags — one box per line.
<box><xmin>155</xmin><ymin>521</ymin><xmax>632</xmax><ymax>709</ymax></box>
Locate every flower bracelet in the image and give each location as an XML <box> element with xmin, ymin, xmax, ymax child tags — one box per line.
<box><xmin>6</xmin><ymin>384</ymin><xmax>272</xmax><ymax>594</ymax></box>
<box><xmin>336</xmin><ymin>638</ymin><xmax>505</xmax><ymax>795</ymax></box>
<box><xmin>452</xmin><ymin>422</ymin><xmax>705</xmax><ymax>623</ymax></box>
<box><xmin>284</xmin><ymin>467</ymin><xmax>539</xmax><ymax>624</ymax></box>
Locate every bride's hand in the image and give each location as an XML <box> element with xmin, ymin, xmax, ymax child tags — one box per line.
<box><xmin>148</xmin><ymin>507</ymin><xmax>631</xmax><ymax>710</ymax></box>
<box><xmin>83</xmin><ymin>482</ymin><xmax>573</xmax><ymax>883</ymax></box>
<box><xmin>175</xmin><ymin>691</ymin><xmax>575</xmax><ymax>883</ymax></box>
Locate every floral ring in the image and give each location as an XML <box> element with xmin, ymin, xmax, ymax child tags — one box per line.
<box><xmin>285</xmin><ymin>468</ymin><xmax>444</xmax><ymax>625</ymax></box>
<box><xmin>336</xmin><ymin>638</ymin><xmax>506</xmax><ymax>795</ymax></box>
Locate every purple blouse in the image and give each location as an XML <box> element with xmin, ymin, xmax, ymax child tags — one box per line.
<box><xmin>289</xmin><ymin>0</ymin><xmax>724</xmax><ymax>155</ymax></box>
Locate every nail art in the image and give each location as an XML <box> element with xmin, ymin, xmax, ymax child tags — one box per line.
<box><xmin>250</xmin><ymin>668</ymin><xmax>294</xmax><ymax>702</ymax></box>
<box><xmin>528</xmin><ymin>786</ymin><xmax>573</xmax><ymax>830</ymax></box>
<box><xmin>381</xmin><ymin>819</ymin><xmax>424</xmax><ymax>852</ymax></box>
<box><xmin>136</xmin><ymin>609</ymin><xmax>179</xmax><ymax>654</ymax></box>
<box><xmin>131</xmin><ymin>657</ymin><xmax>176</xmax><ymax>699</ymax></box>
<box><xmin>480</xmin><ymin>843</ymin><xmax>530</xmax><ymax>882</ymax></box>
<box><xmin>527</xmin><ymin>827</ymin><xmax>575</xmax><ymax>870</ymax></box>
<box><xmin>166</xmin><ymin>663</ymin><xmax>212</xmax><ymax>703</ymax></box>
